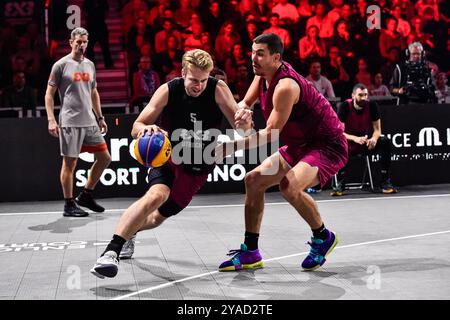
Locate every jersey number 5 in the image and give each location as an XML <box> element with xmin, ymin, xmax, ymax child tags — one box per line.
<box><xmin>190</xmin><ymin>113</ymin><xmax>197</xmax><ymax>123</ymax></box>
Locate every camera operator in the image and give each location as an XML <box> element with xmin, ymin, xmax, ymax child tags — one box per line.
<box><xmin>390</xmin><ymin>42</ymin><xmax>437</xmax><ymax>104</ymax></box>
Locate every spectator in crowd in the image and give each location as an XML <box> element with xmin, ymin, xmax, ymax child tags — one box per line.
<box><xmin>438</xmin><ymin>0</ymin><xmax>450</xmax><ymax>23</ymax></box>
<box><xmin>249</xmin><ymin>0</ymin><xmax>271</xmax><ymax>29</ymax></box>
<box><xmin>24</xmin><ymin>22</ymin><xmax>48</xmax><ymax>60</ymax></box>
<box><xmin>339</xmin><ymin>4</ymin><xmax>355</xmax><ymax>33</ymax></box>
<box><xmin>391</xmin><ymin>5</ymin><xmax>411</xmax><ymax>38</ymax></box>
<box><xmin>225</xmin><ymin>43</ymin><xmax>246</xmax><ymax>86</ymax></box>
<box><xmin>241</xmin><ymin>20</ymin><xmax>259</xmax><ymax>55</ymax></box>
<box><xmin>380</xmin><ymin>47</ymin><xmax>401</xmax><ymax>87</ymax></box>
<box><xmin>421</xmin><ymin>6</ymin><xmax>447</xmax><ymax>59</ymax></box>
<box><xmin>200</xmin><ymin>32</ymin><xmax>213</xmax><ymax>53</ymax></box>
<box><xmin>272</xmin><ymin>0</ymin><xmax>299</xmax><ymax>25</ymax></box>
<box><xmin>6</xmin><ymin>56</ymin><xmax>36</xmax><ymax>90</ymax></box>
<box><xmin>369</xmin><ymin>72</ymin><xmax>391</xmax><ymax>97</ymax></box>
<box><xmin>224</xmin><ymin>0</ymin><xmax>245</xmax><ymax>27</ymax></box>
<box><xmin>181</xmin><ymin>13</ymin><xmax>202</xmax><ymax>42</ymax></box>
<box><xmin>174</xmin><ymin>0</ymin><xmax>196</xmax><ymax>29</ymax></box>
<box><xmin>391</xmin><ymin>0</ymin><xmax>415</xmax><ymax>20</ymax></box>
<box><xmin>154</xmin><ymin>18</ymin><xmax>182</xmax><ymax>54</ymax></box>
<box><xmin>121</xmin><ymin>0</ymin><xmax>148</xmax><ymax>37</ymax></box>
<box><xmin>184</xmin><ymin>22</ymin><xmax>204</xmax><ymax>52</ymax></box>
<box><xmin>210</xmin><ymin>65</ymin><xmax>228</xmax><ymax>83</ymax></box>
<box><xmin>296</xmin><ymin>0</ymin><xmax>313</xmax><ymax>36</ymax></box>
<box><xmin>435</xmin><ymin>72</ymin><xmax>450</xmax><ymax>104</ymax></box>
<box><xmin>331</xmin><ymin>20</ymin><xmax>355</xmax><ymax>59</ymax></box>
<box><xmin>238</xmin><ymin>0</ymin><xmax>254</xmax><ymax>16</ymax></box>
<box><xmin>263</xmin><ymin>13</ymin><xmax>291</xmax><ymax>49</ymax></box>
<box><xmin>215</xmin><ymin>21</ymin><xmax>241</xmax><ymax>65</ymax></box>
<box><xmin>298</xmin><ymin>25</ymin><xmax>326</xmax><ymax>62</ymax></box>
<box><xmin>306</xmin><ymin>2</ymin><xmax>335</xmax><ymax>42</ymax></box>
<box><xmin>379</xmin><ymin>17</ymin><xmax>406</xmax><ymax>60</ymax></box>
<box><xmin>370</xmin><ymin>73</ymin><xmax>392</xmax><ymax>97</ymax></box>
<box><xmin>230</xmin><ymin>62</ymin><xmax>252</xmax><ymax>101</ymax></box>
<box><xmin>200</xmin><ymin>1</ymin><xmax>225</xmax><ymax>41</ymax></box>
<box><xmin>297</xmin><ymin>0</ymin><xmax>313</xmax><ymax>19</ymax></box>
<box><xmin>355</xmin><ymin>58</ymin><xmax>373</xmax><ymax>88</ymax></box>
<box><xmin>147</xmin><ymin>0</ymin><xmax>170</xmax><ymax>30</ymax></box>
<box><xmin>415</xmin><ymin>0</ymin><xmax>440</xmax><ymax>21</ymax></box>
<box><xmin>11</xmin><ymin>36</ymin><xmax>40</xmax><ymax>80</ymax></box>
<box><xmin>165</xmin><ymin>61</ymin><xmax>182</xmax><ymax>82</ymax></box>
<box><xmin>84</xmin><ymin>0</ymin><xmax>114</xmax><ymax>69</ymax></box>
<box><xmin>130</xmin><ymin>56</ymin><xmax>161</xmax><ymax>108</ymax></box>
<box><xmin>128</xmin><ymin>41</ymin><xmax>153</xmax><ymax>91</ymax></box>
<box><xmin>1</xmin><ymin>71</ymin><xmax>36</xmax><ymax>110</ymax></box>
<box><xmin>306</xmin><ymin>60</ymin><xmax>335</xmax><ymax>99</ymax></box>
<box><xmin>127</xmin><ymin>17</ymin><xmax>152</xmax><ymax>52</ymax></box>
<box><xmin>324</xmin><ymin>46</ymin><xmax>351</xmax><ymax>98</ymax></box>
<box><xmin>407</xmin><ymin>17</ymin><xmax>434</xmax><ymax>51</ymax></box>
<box><xmin>327</xmin><ymin>0</ymin><xmax>344</xmax><ymax>26</ymax></box>
<box><xmin>154</xmin><ymin>35</ymin><xmax>184</xmax><ymax>81</ymax></box>
<box><xmin>332</xmin><ymin>84</ymin><xmax>397</xmax><ymax>196</ymax></box>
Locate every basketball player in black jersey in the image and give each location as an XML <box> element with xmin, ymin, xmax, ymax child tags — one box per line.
<box><xmin>91</xmin><ymin>49</ymin><xmax>253</xmax><ymax>279</ymax></box>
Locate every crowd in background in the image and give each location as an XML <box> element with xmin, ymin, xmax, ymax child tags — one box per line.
<box><xmin>0</xmin><ymin>0</ymin><xmax>449</xmax><ymax>111</ymax></box>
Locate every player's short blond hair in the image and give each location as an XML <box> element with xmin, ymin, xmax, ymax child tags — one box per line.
<box><xmin>182</xmin><ymin>49</ymin><xmax>213</xmax><ymax>73</ymax></box>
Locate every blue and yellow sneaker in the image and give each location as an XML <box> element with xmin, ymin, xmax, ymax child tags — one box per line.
<box><xmin>219</xmin><ymin>243</ymin><xmax>264</xmax><ymax>272</ymax></box>
<box><xmin>302</xmin><ymin>231</ymin><xmax>339</xmax><ymax>271</ymax></box>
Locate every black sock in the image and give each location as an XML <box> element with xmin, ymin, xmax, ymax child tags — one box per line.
<box><xmin>102</xmin><ymin>234</ymin><xmax>126</xmax><ymax>257</ymax></box>
<box><xmin>312</xmin><ymin>224</ymin><xmax>329</xmax><ymax>241</ymax></box>
<box><xmin>244</xmin><ymin>231</ymin><xmax>259</xmax><ymax>251</ymax></box>
<box><xmin>65</xmin><ymin>198</ymin><xmax>75</xmax><ymax>206</ymax></box>
<box><xmin>381</xmin><ymin>170</ymin><xmax>388</xmax><ymax>182</ymax></box>
<box><xmin>83</xmin><ymin>188</ymin><xmax>93</xmax><ymax>194</ymax></box>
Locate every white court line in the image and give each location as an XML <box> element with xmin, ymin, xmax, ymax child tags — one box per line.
<box><xmin>1</xmin><ymin>193</ymin><xmax>449</xmax><ymax>216</ymax></box>
<box><xmin>112</xmin><ymin>229</ymin><xmax>450</xmax><ymax>300</ymax></box>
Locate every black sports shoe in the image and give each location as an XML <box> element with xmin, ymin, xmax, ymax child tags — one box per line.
<box><xmin>75</xmin><ymin>192</ymin><xmax>105</xmax><ymax>212</ymax></box>
<box><xmin>63</xmin><ymin>203</ymin><xmax>89</xmax><ymax>217</ymax></box>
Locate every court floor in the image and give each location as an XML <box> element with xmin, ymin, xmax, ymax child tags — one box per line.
<box><xmin>0</xmin><ymin>184</ymin><xmax>449</xmax><ymax>300</ymax></box>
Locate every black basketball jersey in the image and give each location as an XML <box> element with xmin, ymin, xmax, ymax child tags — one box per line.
<box><xmin>160</xmin><ymin>76</ymin><xmax>224</xmax><ymax>174</ymax></box>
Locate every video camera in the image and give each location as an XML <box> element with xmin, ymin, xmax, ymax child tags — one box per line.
<box><xmin>404</xmin><ymin>60</ymin><xmax>436</xmax><ymax>103</ymax></box>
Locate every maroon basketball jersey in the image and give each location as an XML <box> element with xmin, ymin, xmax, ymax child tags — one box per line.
<box><xmin>259</xmin><ymin>62</ymin><xmax>344</xmax><ymax>146</ymax></box>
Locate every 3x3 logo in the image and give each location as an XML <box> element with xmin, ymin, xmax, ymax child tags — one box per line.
<box><xmin>73</xmin><ymin>72</ymin><xmax>90</xmax><ymax>82</ymax></box>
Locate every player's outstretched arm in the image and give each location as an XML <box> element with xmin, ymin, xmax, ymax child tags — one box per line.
<box><xmin>215</xmin><ymin>78</ymin><xmax>299</xmax><ymax>162</ymax></box>
<box><xmin>215</xmin><ymin>80</ymin><xmax>253</xmax><ymax>133</ymax></box>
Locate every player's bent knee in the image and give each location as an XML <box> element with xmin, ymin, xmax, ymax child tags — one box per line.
<box><xmin>244</xmin><ymin>171</ymin><xmax>266</xmax><ymax>191</ymax></box>
<box><xmin>279</xmin><ymin>177</ymin><xmax>301</xmax><ymax>201</ymax></box>
<box><xmin>143</xmin><ymin>191</ymin><xmax>169</xmax><ymax>212</ymax></box>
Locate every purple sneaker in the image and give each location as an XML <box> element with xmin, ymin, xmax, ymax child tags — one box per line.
<box><xmin>302</xmin><ymin>231</ymin><xmax>339</xmax><ymax>271</ymax></box>
<box><xmin>219</xmin><ymin>243</ymin><xmax>264</xmax><ymax>272</ymax></box>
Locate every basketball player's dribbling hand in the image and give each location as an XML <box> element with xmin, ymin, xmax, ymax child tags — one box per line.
<box><xmin>137</xmin><ymin>125</ymin><xmax>168</xmax><ymax>138</ymax></box>
<box><xmin>48</xmin><ymin>119</ymin><xmax>59</xmax><ymax>138</ymax></box>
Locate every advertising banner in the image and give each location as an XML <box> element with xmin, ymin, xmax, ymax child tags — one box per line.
<box><xmin>1</xmin><ymin>104</ymin><xmax>449</xmax><ymax>202</ymax></box>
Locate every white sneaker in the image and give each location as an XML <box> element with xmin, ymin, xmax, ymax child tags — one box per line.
<box><xmin>90</xmin><ymin>251</ymin><xmax>119</xmax><ymax>279</ymax></box>
<box><xmin>119</xmin><ymin>235</ymin><xmax>136</xmax><ymax>259</ymax></box>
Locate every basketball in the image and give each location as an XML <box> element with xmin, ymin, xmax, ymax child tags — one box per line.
<box><xmin>134</xmin><ymin>131</ymin><xmax>172</xmax><ymax>168</ymax></box>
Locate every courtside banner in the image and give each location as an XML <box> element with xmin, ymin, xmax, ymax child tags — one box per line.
<box><xmin>1</xmin><ymin>103</ymin><xmax>449</xmax><ymax>202</ymax></box>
